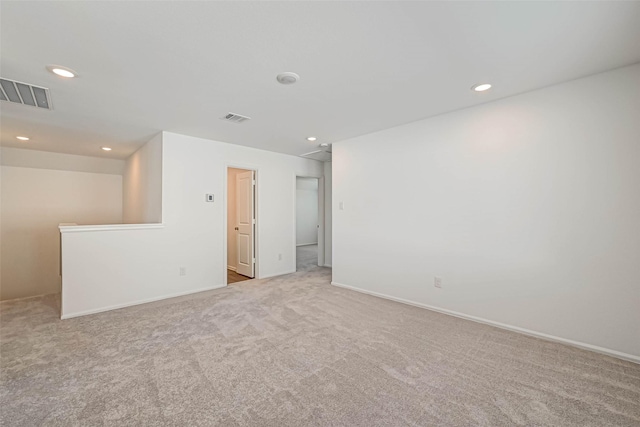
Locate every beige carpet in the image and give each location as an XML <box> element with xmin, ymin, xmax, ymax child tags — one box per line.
<box><xmin>296</xmin><ymin>244</ymin><xmax>319</xmax><ymax>272</ymax></box>
<box><xmin>1</xmin><ymin>254</ymin><xmax>639</xmax><ymax>426</ymax></box>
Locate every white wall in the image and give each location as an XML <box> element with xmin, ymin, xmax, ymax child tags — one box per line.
<box><xmin>123</xmin><ymin>133</ymin><xmax>163</xmax><ymax>224</ymax></box>
<box><xmin>324</xmin><ymin>162</ymin><xmax>332</xmax><ymax>267</ymax></box>
<box><xmin>0</xmin><ymin>149</ymin><xmax>2</xmax><ymax>299</ymax></box>
<box><xmin>1</xmin><ymin>149</ymin><xmax>123</xmax><ymax>300</ymax></box>
<box><xmin>1</xmin><ymin>147</ymin><xmax>125</xmax><ymax>175</ymax></box>
<box><xmin>296</xmin><ymin>177</ymin><xmax>319</xmax><ymax>246</ymax></box>
<box><xmin>61</xmin><ymin>132</ymin><xmax>323</xmax><ymax>318</ymax></box>
<box><xmin>332</xmin><ymin>64</ymin><xmax>640</xmax><ymax>360</ymax></box>
<box><xmin>226</xmin><ymin>167</ymin><xmax>247</xmax><ymax>270</ymax></box>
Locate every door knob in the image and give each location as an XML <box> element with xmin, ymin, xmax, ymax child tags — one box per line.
<box><xmin>235</xmin><ymin>227</ymin><xmax>239</xmax><ymax>230</ymax></box>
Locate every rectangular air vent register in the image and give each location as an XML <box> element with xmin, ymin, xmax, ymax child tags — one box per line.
<box><xmin>0</xmin><ymin>78</ymin><xmax>52</xmax><ymax>110</ymax></box>
<box><xmin>221</xmin><ymin>112</ymin><xmax>250</xmax><ymax>123</ymax></box>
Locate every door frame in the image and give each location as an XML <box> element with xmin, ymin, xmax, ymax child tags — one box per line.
<box><xmin>224</xmin><ymin>164</ymin><xmax>259</xmax><ymax>286</ymax></box>
<box><xmin>293</xmin><ymin>173</ymin><xmax>325</xmax><ymax>271</ymax></box>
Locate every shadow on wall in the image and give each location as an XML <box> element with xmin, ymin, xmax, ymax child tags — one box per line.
<box><xmin>296</xmin><ymin>177</ymin><xmax>318</xmax><ymax>246</ymax></box>
<box><xmin>0</xmin><ymin>150</ymin><xmax>125</xmax><ymax>300</ymax></box>
<box><xmin>122</xmin><ymin>133</ymin><xmax>163</xmax><ymax>224</ymax></box>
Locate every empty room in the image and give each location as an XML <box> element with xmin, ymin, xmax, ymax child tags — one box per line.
<box><xmin>1</xmin><ymin>2</ymin><xmax>639</xmax><ymax>426</ymax></box>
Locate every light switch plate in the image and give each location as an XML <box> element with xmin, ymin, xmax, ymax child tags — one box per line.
<box><xmin>205</xmin><ymin>194</ymin><xmax>214</xmax><ymax>202</ymax></box>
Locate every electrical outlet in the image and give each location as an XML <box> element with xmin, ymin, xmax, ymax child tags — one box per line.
<box><xmin>278</xmin><ymin>253</ymin><xmax>282</xmax><ymax>261</ymax></box>
<box><xmin>179</xmin><ymin>267</ymin><xmax>187</xmax><ymax>276</ymax></box>
<box><xmin>434</xmin><ymin>276</ymin><xmax>442</xmax><ymax>288</ymax></box>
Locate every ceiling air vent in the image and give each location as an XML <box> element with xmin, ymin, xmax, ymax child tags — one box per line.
<box><xmin>221</xmin><ymin>112</ymin><xmax>251</xmax><ymax>123</ymax></box>
<box><xmin>300</xmin><ymin>143</ymin><xmax>332</xmax><ymax>162</ymax></box>
<box><xmin>0</xmin><ymin>78</ymin><xmax>52</xmax><ymax>110</ymax></box>
<box><xmin>300</xmin><ymin>150</ymin><xmax>332</xmax><ymax>162</ymax></box>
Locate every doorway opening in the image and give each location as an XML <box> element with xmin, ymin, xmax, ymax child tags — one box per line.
<box><xmin>227</xmin><ymin>167</ymin><xmax>256</xmax><ymax>284</ymax></box>
<box><xmin>295</xmin><ymin>176</ymin><xmax>324</xmax><ymax>272</ymax></box>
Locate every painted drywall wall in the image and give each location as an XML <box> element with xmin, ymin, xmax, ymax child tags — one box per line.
<box><xmin>61</xmin><ymin>132</ymin><xmax>323</xmax><ymax>317</ymax></box>
<box><xmin>226</xmin><ymin>167</ymin><xmax>248</xmax><ymax>270</ymax></box>
<box><xmin>0</xmin><ymin>147</ymin><xmax>125</xmax><ymax>175</ymax></box>
<box><xmin>324</xmin><ymin>162</ymin><xmax>332</xmax><ymax>267</ymax></box>
<box><xmin>296</xmin><ymin>177</ymin><xmax>319</xmax><ymax>246</ymax></box>
<box><xmin>0</xmin><ymin>149</ymin><xmax>3</xmax><ymax>297</ymax></box>
<box><xmin>123</xmin><ymin>133</ymin><xmax>163</xmax><ymax>224</ymax></box>
<box><xmin>332</xmin><ymin>64</ymin><xmax>640</xmax><ymax>360</ymax></box>
<box><xmin>1</xmin><ymin>161</ymin><xmax>123</xmax><ymax>300</ymax></box>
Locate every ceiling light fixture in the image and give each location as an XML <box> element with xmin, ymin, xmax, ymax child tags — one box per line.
<box><xmin>319</xmin><ymin>143</ymin><xmax>329</xmax><ymax>148</ymax></box>
<box><xmin>16</xmin><ymin>136</ymin><xmax>30</xmax><ymax>141</ymax></box>
<box><xmin>277</xmin><ymin>72</ymin><xmax>300</xmax><ymax>85</ymax></box>
<box><xmin>472</xmin><ymin>83</ymin><xmax>492</xmax><ymax>92</ymax></box>
<box><xmin>307</xmin><ymin>136</ymin><xmax>317</xmax><ymax>141</ymax></box>
<box><xmin>46</xmin><ymin>65</ymin><xmax>77</xmax><ymax>78</ymax></box>
<box><xmin>101</xmin><ymin>147</ymin><xmax>112</xmax><ymax>151</ymax></box>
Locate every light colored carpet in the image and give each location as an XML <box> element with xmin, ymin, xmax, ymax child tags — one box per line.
<box><xmin>1</xmin><ymin>260</ymin><xmax>639</xmax><ymax>426</ymax></box>
<box><xmin>296</xmin><ymin>244</ymin><xmax>318</xmax><ymax>272</ymax></box>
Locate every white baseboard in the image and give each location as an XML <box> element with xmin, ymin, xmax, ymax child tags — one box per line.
<box><xmin>331</xmin><ymin>281</ymin><xmax>640</xmax><ymax>364</ymax></box>
<box><xmin>323</xmin><ymin>263</ymin><xmax>332</xmax><ymax>268</ymax></box>
<box><xmin>259</xmin><ymin>270</ymin><xmax>296</xmax><ymax>280</ymax></box>
<box><xmin>227</xmin><ymin>265</ymin><xmax>237</xmax><ymax>272</ymax></box>
<box><xmin>61</xmin><ymin>284</ymin><xmax>227</xmax><ymax>320</ymax></box>
<box><xmin>0</xmin><ymin>292</ymin><xmax>53</xmax><ymax>304</ymax></box>
<box><xmin>296</xmin><ymin>242</ymin><xmax>318</xmax><ymax>247</ymax></box>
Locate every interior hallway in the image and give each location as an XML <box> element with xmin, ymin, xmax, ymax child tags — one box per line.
<box><xmin>228</xmin><ymin>244</ymin><xmax>319</xmax><ymax>284</ymax></box>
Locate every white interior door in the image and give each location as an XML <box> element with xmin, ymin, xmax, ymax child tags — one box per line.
<box><xmin>235</xmin><ymin>170</ymin><xmax>255</xmax><ymax>278</ymax></box>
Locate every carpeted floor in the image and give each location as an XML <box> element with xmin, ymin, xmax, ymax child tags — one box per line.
<box><xmin>1</xmin><ymin>259</ymin><xmax>639</xmax><ymax>426</ymax></box>
<box><xmin>296</xmin><ymin>244</ymin><xmax>319</xmax><ymax>272</ymax></box>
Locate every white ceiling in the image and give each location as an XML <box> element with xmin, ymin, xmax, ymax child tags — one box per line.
<box><xmin>1</xmin><ymin>1</ymin><xmax>639</xmax><ymax>160</ymax></box>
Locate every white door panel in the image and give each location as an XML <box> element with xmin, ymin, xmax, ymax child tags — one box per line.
<box><xmin>238</xmin><ymin>234</ymin><xmax>250</xmax><ymax>265</ymax></box>
<box><xmin>236</xmin><ymin>170</ymin><xmax>255</xmax><ymax>278</ymax></box>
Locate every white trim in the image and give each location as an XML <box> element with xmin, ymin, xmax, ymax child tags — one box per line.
<box><xmin>318</xmin><ymin>175</ymin><xmax>326</xmax><ymax>268</ymax></box>
<box><xmin>259</xmin><ymin>270</ymin><xmax>296</xmax><ymax>280</ymax></box>
<box><xmin>61</xmin><ymin>284</ymin><xmax>226</xmax><ymax>319</ymax></box>
<box><xmin>296</xmin><ymin>242</ymin><xmax>319</xmax><ymax>247</ymax></box>
<box><xmin>59</xmin><ymin>223</ymin><xmax>164</xmax><ymax>233</ymax></box>
<box><xmin>227</xmin><ymin>265</ymin><xmax>237</xmax><ymax>272</ymax></box>
<box><xmin>331</xmin><ymin>281</ymin><xmax>640</xmax><ymax>364</ymax></box>
<box><xmin>0</xmin><ymin>292</ymin><xmax>53</xmax><ymax>304</ymax></box>
<box><xmin>323</xmin><ymin>264</ymin><xmax>332</xmax><ymax>268</ymax></box>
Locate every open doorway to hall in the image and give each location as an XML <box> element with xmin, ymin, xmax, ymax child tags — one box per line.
<box><xmin>227</xmin><ymin>167</ymin><xmax>256</xmax><ymax>284</ymax></box>
<box><xmin>295</xmin><ymin>176</ymin><xmax>323</xmax><ymax>272</ymax></box>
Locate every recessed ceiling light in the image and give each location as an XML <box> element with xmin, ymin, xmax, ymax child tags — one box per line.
<box><xmin>101</xmin><ymin>147</ymin><xmax>112</xmax><ymax>151</ymax></box>
<box><xmin>307</xmin><ymin>136</ymin><xmax>317</xmax><ymax>141</ymax></box>
<box><xmin>46</xmin><ymin>65</ymin><xmax>77</xmax><ymax>78</ymax></box>
<box><xmin>319</xmin><ymin>143</ymin><xmax>329</xmax><ymax>148</ymax></box>
<box><xmin>472</xmin><ymin>83</ymin><xmax>492</xmax><ymax>92</ymax></box>
<box><xmin>277</xmin><ymin>72</ymin><xmax>300</xmax><ymax>85</ymax></box>
<box><xmin>16</xmin><ymin>136</ymin><xmax>30</xmax><ymax>141</ymax></box>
